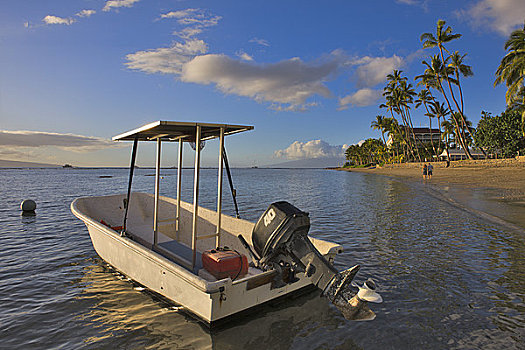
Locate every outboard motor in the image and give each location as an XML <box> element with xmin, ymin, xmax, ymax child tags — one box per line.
<box><xmin>252</xmin><ymin>201</ymin><xmax>339</xmax><ymax>290</ymax></box>
<box><xmin>249</xmin><ymin>201</ymin><xmax>382</xmax><ymax>321</ymax></box>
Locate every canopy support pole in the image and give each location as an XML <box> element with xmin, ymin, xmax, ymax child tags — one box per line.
<box><xmin>176</xmin><ymin>138</ymin><xmax>183</xmax><ymax>235</ymax></box>
<box><xmin>216</xmin><ymin>127</ymin><xmax>225</xmax><ymax>248</ymax></box>
<box><xmin>191</xmin><ymin>126</ymin><xmax>202</xmax><ymax>269</ymax></box>
<box><xmin>223</xmin><ymin>147</ymin><xmax>240</xmax><ymax>218</ymax></box>
<box><xmin>153</xmin><ymin>138</ymin><xmax>161</xmax><ymax>246</ymax></box>
<box><xmin>121</xmin><ymin>136</ymin><xmax>138</xmax><ymax>235</ymax></box>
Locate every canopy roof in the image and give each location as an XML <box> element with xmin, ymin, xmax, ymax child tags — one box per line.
<box><xmin>112</xmin><ymin>121</ymin><xmax>254</xmax><ymax>142</ymax></box>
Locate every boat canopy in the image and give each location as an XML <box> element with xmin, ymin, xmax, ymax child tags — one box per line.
<box><xmin>112</xmin><ymin>121</ymin><xmax>253</xmax><ymax>142</ymax></box>
<box><xmin>114</xmin><ymin>120</ymin><xmax>254</xmax><ymax>270</ymax></box>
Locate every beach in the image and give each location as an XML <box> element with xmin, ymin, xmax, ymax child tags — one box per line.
<box><xmin>336</xmin><ymin>158</ymin><xmax>525</xmax><ymax>230</ymax></box>
<box><xmin>338</xmin><ymin>158</ymin><xmax>525</xmax><ymax>199</ymax></box>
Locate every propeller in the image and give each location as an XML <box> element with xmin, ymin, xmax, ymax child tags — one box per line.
<box><xmin>331</xmin><ymin>277</ymin><xmax>383</xmax><ymax>321</ymax></box>
<box><xmin>352</xmin><ymin>278</ymin><xmax>383</xmax><ymax>303</ymax></box>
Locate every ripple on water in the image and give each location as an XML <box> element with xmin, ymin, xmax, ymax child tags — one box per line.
<box><xmin>0</xmin><ymin>168</ymin><xmax>524</xmax><ymax>349</ymax></box>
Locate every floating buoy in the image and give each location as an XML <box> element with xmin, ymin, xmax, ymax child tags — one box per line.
<box><xmin>21</xmin><ymin>199</ymin><xmax>37</xmax><ymax>215</ymax></box>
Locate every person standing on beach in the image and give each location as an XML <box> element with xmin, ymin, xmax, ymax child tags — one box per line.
<box><xmin>422</xmin><ymin>164</ymin><xmax>427</xmax><ymax>179</ymax></box>
<box><xmin>427</xmin><ymin>163</ymin><xmax>433</xmax><ymax>179</ymax></box>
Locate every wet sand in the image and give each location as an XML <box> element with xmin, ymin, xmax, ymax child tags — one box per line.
<box><xmin>336</xmin><ymin>158</ymin><xmax>525</xmax><ymax>230</ymax></box>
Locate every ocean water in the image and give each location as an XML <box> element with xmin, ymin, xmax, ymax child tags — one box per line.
<box><xmin>1</xmin><ymin>168</ymin><xmax>524</xmax><ymax>349</ymax></box>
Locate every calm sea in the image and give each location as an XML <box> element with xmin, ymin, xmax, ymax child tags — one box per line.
<box><xmin>1</xmin><ymin>168</ymin><xmax>524</xmax><ymax>349</ymax></box>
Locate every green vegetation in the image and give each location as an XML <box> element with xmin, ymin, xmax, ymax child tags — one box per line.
<box><xmin>474</xmin><ymin>110</ymin><xmax>525</xmax><ymax>158</ymax></box>
<box><xmin>344</xmin><ymin>139</ymin><xmax>387</xmax><ymax>167</ymax></box>
<box><xmin>495</xmin><ymin>23</ymin><xmax>525</xmax><ymax>136</ymax></box>
<box><xmin>346</xmin><ymin>19</ymin><xmax>525</xmax><ymax>166</ymax></box>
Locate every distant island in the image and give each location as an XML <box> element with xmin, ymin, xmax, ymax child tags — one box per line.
<box><xmin>265</xmin><ymin>157</ymin><xmax>345</xmax><ymax>168</ymax></box>
<box><xmin>0</xmin><ymin>159</ymin><xmax>60</xmax><ymax>168</ymax></box>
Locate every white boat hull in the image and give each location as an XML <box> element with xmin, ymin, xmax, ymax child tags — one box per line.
<box><xmin>72</xmin><ymin>192</ymin><xmax>343</xmax><ymax>324</ymax></box>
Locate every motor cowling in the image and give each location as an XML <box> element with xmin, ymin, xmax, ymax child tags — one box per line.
<box><xmin>252</xmin><ymin>201</ymin><xmax>338</xmax><ymax>291</ymax></box>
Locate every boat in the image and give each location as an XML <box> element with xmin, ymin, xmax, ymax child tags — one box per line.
<box><xmin>71</xmin><ymin>121</ymin><xmax>380</xmax><ymax>325</ymax></box>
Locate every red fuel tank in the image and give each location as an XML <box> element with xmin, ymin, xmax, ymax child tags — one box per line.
<box><xmin>202</xmin><ymin>248</ymin><xmax>248</xmax><ymax>280</ymax></box>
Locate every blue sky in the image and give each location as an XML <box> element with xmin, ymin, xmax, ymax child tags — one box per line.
<box><xmin>1</xmin><ymin>0</ymin><xmax>524</xmax><ymax>167</ymax></box>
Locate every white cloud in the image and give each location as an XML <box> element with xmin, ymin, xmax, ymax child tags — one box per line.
<box><xmin>395</xmin><ymin>0</ymin><xmax>429</xmax><ymax>11</ymax></box>
<box><xmin>270</xmin><ymin>102</ymin><xmax>319</xmax><ymax>112</ymax></box>
<box><xmin>161</xmin><ymin>9</ymin><xmax>199</xmax><ymax>19</ymax></box>
<box><xmin>352</xmin><ymin>55</ymin><xmax>404</xmax><ymax>88</ymax></box>
<box><xmin>128</xmin><ymin>7</ymin><xmax>341</xmax><ymax>110</ymax></box>
<box><xmin>180</xmin><ymin>54</ymin><xmax>337</xmax><ymax>110</ymax></box>
<box><xmin>125</xmin><ymin>6</ymin><xmax>407</xmax><ymax>112</ymax></box>
<box><xmin>237</xmin><ymin>51</ymin><xmax>254</xmax><ymax>61</ymax></box>
<box><xmin>103</xmin><ymin>0</ymin><xmax>140</xmax><ymax>12</ymax></box>
<box><xmin>126</xmin><ymin>42</ymin><xmax>405</xmax><ymax>111</ymax></box>
<box><xmin>160</xmin><ymin>8</ymin><xmax>221</xmax><ymax>39</ymax></box>
<box><xmin>43</xmin><ymin>15</ymin><xmax>75</xmax><ymax>25</ymax></box>
<box><xmin>76</xmin><ymin>9</ymin><xmax>96</xmax><ymax>18</ymax></box>
<box><xmin>41</xmin><ymin>9</ymin><xmax>95</xmax><ymax>27</ymax></box>
<box><xmin>249</xmin><ymin>38</ymin><xmax>270</xmax><ymax>47</ymax></box>
<box><xmin>173</xmin><ymin>27</ymin><xmax>204</xmax><ymax>38</ymax></box>
<box><xmin>459</xmin><ymin>0</ymin><xmax>525</xmax><ymax>35</ymax></box>
<box><xmin>338</xmin><ymin>88</ymin><xmax>382</xmax><ymax>109</ymax></box>
<box><xmin>161</xmin><ymin>8</ymin><xmax>220</xmax><ymax>26</ymax></box>
<box><xmin>336</xmin><ymin>54</ymin><xmax>404</xmax><ymax>109</ymax></box>
<box><xmin>0</xmin><ymin>130</ymin><xmax>120</xmax><ymax>151</ymax></box>
<box><xmin>275</xmin><ymin>140</ymin><xmax>348</xmax><ymax>159</ymax></box>
<box><xmin>125</xmin><ymin>39</ymin><xmax>208</xmax><ymax>74</ymax></box>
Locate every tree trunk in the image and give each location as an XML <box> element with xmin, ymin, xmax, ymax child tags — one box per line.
<box><xmin>405</xmin><ymin>108</ymin><xmax>423</xmax><ymax>162</ymax></box>
<box><xmin>437</xmin><ymin>46</ymin><xmax>473</xmax><ymax>160</ymax></box>
<box><xmin>436</xmin><ymin>78</ymin><xmax>473</xmax><ymax>159</ymax></box>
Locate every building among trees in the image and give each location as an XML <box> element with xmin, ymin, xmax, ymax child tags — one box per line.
<box><xmin>439</xmin><ymin>148</ymin><xmax>485</xmax><ymax>161</ymax></box>
<box><xmin>386</xmin><ymin>127</ymin><xmax>441</xmax><ymax>148</ymax></box>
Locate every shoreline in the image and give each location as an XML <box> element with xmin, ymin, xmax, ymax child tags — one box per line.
<box><xmin>335</xmin><ymin>159</ymin><xmax>525</xmax><ymax>232</ymax></box>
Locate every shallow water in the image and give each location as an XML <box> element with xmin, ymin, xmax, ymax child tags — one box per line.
<box><xmin>1</xmin><ymin>168</ymin><xmax>524</xmax><ymax>349</ymax></box>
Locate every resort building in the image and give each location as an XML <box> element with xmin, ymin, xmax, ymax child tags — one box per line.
<box><xmin>387</xmin><ymin>127</ymin><xmax>441</xmax><ymax>147</ymax></box>
<box><xmin>411</xmin><ymin>127</ymin><xmax>442</xmax><ymax>143</ymax></box>
<box><xmin>439</xmin><ymin>148</ymin><xmax>486</xmax><ymax>160</ymax></box>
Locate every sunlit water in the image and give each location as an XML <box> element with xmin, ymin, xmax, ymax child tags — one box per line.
<box><xmin>1</xmin><ymin>168</ymin><xmax>524</xmax><ymax>349</ymax></box>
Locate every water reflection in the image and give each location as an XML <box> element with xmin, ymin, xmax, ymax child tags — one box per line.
<box><xmin>77</xmin><ymin>261</ymin><xmax>363</xmax><ymax>349</ymax></box>
<box><xmin>78</xmin><ymin>262</ymin><xmax>211</xmax><ymax>349</ymax></box>
<box><xmin>20</xmin><ymin>212</ymin><xmax>36</xmax><ymax>224</ymax></box>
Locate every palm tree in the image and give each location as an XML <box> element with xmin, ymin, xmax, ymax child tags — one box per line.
<box><xmin>371</xmin><ymin>115</ymin><xmax>388</xmax><ymax>146</ymax></box>
<box><xmin>345</xmin><ymin>144</ymin><xmax>362</xmax><ymax>166</ymax></box>
<box><xmin>448</xmin><ymin>51</ymin><xmax>475</xmax><ymax>138</ymax></box>
<box><xmin>429</xmin><ymin>101</ymin><xmax>451</xmax><ymax>162</ymax></box>
<box><xmin>420</xmin><ymin>20</ymin><xmax>462</xmax><ymax>107</ymax></box>
<box><xmin>421</xmin><ymin>20</ymin><xmax>473</xmax><ymax>159</ymax></box>
<box><xmin>385</xmin><ymin>70</ymin><xmax>407</xmax><ymax>89</ymax></box>
<box><xmin>417</xmin><ymin>55</ymin><xmax>471</xmax><ymax>158</ymax></box>
<box><xmin>449</xmin><ymin>51</ymin><xmax>473</xmax><ymax>114</ymax></box>
<box><xmin>384</xmin><ymin>116</ymin><xmax>402</xmax><ymax>162</ymax></box>
<box><xmin>495</xmin><ymin>23</ymin><xmax>525</xmax><ymax>135</ymax></box>
<box><xmin>415</xmin><ymin>89</ymin><xmax>438</xmax><ymax>157</ymax></box>
<box><xmin>398</xmin><ymin>80</ymin><xmax>422</xmax><ymax>161</ymax></box>
<box><xmin>382</xmin><ymin>71</ymin><xmax>422</xmax><ymax>162</ymax></box>
<box><xmin>441</xmin><ymin>119</ymin><xmax>456</xmax><ymax>161</ymax></box>
<box><xmin>421</xmin><ymin>19</ymin><xmax>462</xmax><ymax>51</ymax></box>
<box><xmin>382</xmin><ymin>79</ymin><xmax>414</xmax><ymax>160</ymax></box>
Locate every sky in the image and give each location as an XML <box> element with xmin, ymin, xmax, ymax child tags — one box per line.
<box><xmin>1</xmin><ymin>0</ymin><xmax>524</xmax><ymax>167</ymax></box>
